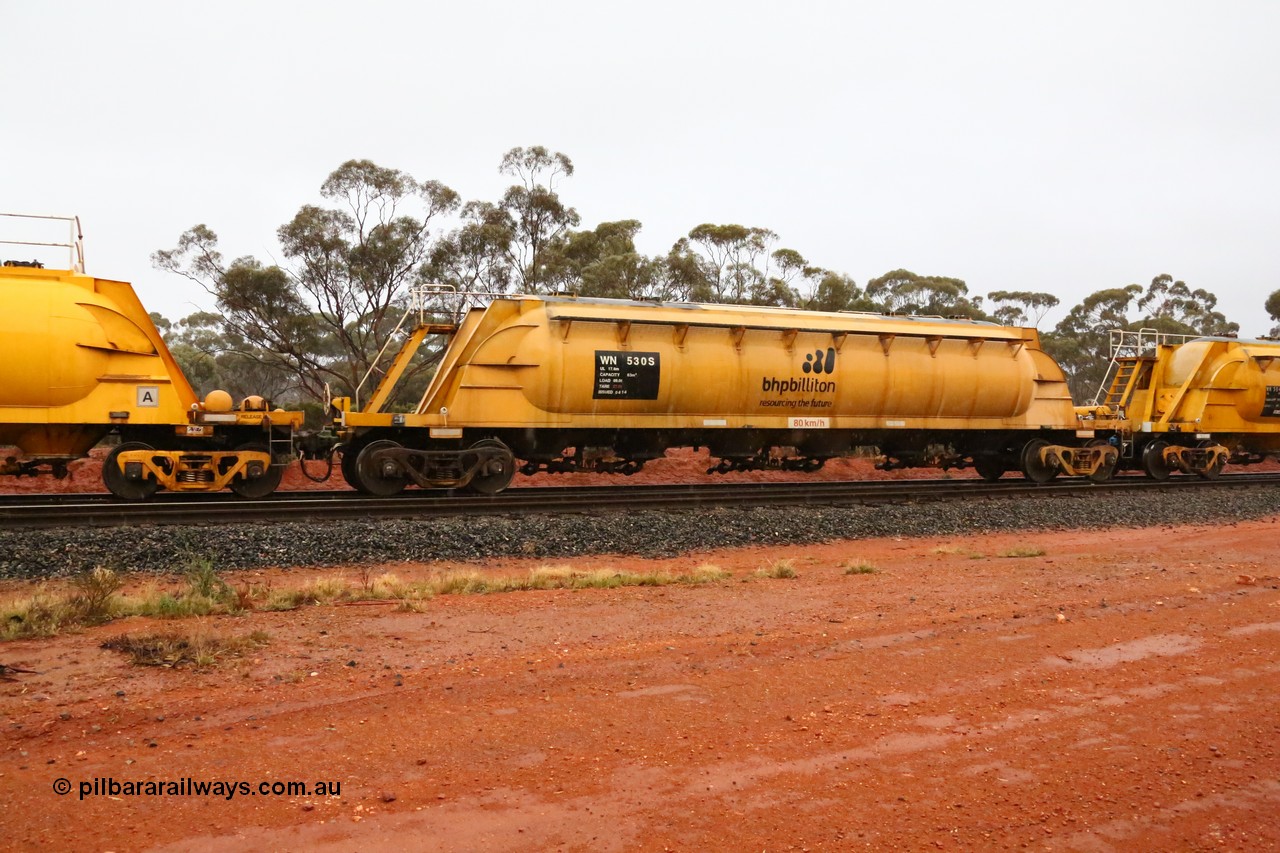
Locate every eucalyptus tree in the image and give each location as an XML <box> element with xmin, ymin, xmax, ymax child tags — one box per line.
<box><xmin>680</xmin><ymin>223</ymin><xmax>779</xmax><ymax>304</ymax></box>
<box><xmin>1041</xmin><ymin>285</ymin><xmax>1142</xmax><ymax>400</ymax></box>
<box><xmin>803</xmin><ymin>271</ymin><xmax>871</xmax><ymax>313</ymax></box>
<box><xmin>426</xmin><ymin>200</ymin><xmax>515</xmax><ymax>296</ymax></box>
<box><xmin>1135</xmin><ymin>274</ymin><xmax>1237</xmax><ymax>336</ymax></box>
<box><xmin>864</xmin><ymin>269</ymin><xmax>987</xmax><ymax>319</ymax></box>
<box><xmin>428</xmin><ymin>146</ymin><xmax>580</xmax><ymax>297</ymax></box>
<box><xmin>498</xmin><ymin>146</ymin><xmax>580</xmax><ymax>293</ymax></box>
<box><xmin>153</xmin><ymin>159</ymin><xmax>459</xmax><ymax>402</ymax></box>
<box><xmin>987</xmin><ymin>290</ymin><xmax>1060</xmax><ymax>327</ymax></box>
<box><xmin>548</xmin><ymin>220</ymin><xmax>659</xmax><ymax>300</ymax></box>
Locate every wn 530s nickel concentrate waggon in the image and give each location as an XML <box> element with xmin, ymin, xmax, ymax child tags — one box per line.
<box><xmin>330</xmin><ymin>290</ymin><xmax>1120</xmax><ymax>495</ymax></box>
<box><xmin>0</xmin><ymin>214</ymin><xmax>303</xmax><ymax>499</ymax></box>
<box><xmin>3</xmin><ymin>214</ymin><xmax>1278</xmax><ymax>500</ymax></box>
<box><xmin>325</xmin><ymin>287</ymin><xmax>1276</xmax><ymax>495</ymax></box>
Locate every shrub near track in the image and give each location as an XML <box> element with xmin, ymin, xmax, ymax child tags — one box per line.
<box><xmin>0</xmin><ymin>563</ymin><xmax>735</xmax><ymax>641</ymax></box>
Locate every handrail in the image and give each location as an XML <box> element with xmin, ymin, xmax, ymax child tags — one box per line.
<box><xmin>352</xmin><ymin>284</ymin><xmax>479</xmax><ymax>409</ymax></box>
<box><xmin>1106</xmin><ymin>327</ymin><xmax>1203</xmax><ymax>360</ymax></box>
<box><xmin>0</xmin><ymin>213</ymin><xmax>84</xmax><ymax>273</ymax></box>
<box><xmin>1090</xmin><ymin>327</ymin><xmax>1217</xmax><ymax>406</ymax></box>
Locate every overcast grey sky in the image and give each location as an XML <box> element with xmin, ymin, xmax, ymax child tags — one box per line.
<box><xmin>3</xmin><ymin>1</ymin><xmax>1278</xmax><ymax>334</ymax></box>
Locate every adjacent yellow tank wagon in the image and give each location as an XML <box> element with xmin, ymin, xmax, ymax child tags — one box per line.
<box><xmin>333</xmin><ymin>292</ymin><xmax>1117</xmax><ymax>495</ymax></box>
<box><xmin>1079</xmin><ymin>329</ymin><xmax>1280</xmax><ymax>479</ymax></box>
<box><xmin>0</xmin><ymin>214</ymin><xmax>303</xmax><ymax>499</ymax></box>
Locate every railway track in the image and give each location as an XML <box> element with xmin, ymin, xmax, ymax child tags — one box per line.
<box><xmin>1</xmin><ymin>473</ymin><xmax>1277</xmax><ymax>530</ymax></box>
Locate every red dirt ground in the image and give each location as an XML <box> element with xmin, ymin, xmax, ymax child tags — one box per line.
<box><xmin>1</xmin><ymin>518</ymin><xmax>1278</xmax><ymax>851</ymax></box>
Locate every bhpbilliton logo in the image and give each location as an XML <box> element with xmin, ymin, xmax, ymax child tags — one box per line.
<box><xmin>802</xmin><ymin>347</ymin><xmax>837</xmax><ymax>375</ymax></box>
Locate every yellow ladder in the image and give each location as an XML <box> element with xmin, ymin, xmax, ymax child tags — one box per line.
<box><xmin>1102</xmin><ymin>358</ymin><xmax>1143</xmax><ymax>409</ymax></box>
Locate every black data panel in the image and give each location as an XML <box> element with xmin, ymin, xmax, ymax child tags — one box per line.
<box><xmin>1263</xmin><ymin>385</ymin><xmax>1280</xmax><ymax>418</ymax></box>
<box><xmin>593</xmin><ymin>350</ymin><xmax>660</xmax><ymax>400</ymax></box>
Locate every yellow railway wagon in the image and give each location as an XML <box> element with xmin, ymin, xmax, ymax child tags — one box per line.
<box><xmin>0</xmin><ymin>257</ymin><xmax>302</xmax><ymax>499</ymax></box>
<box><xmin>1082</xmin><ymin>333</ymin><xmax>1280</xmax><ymax>479</ymax></box>
<box><xmin>335</xmin><ymin>295</ymin><xmax>1114</xmax><ymax>494</ymax></box>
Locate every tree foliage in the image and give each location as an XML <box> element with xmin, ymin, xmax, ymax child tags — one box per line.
<box><xmin>863</xmin><ymin>270</ymin><xmax>988</xmax><ymax>319</ymax></box>
<box><xmin>426</xmin><ymin>200</ymin><xmax>515</xmax><ymax>296</ymax></box>
<box><xmin>1040</xmin><ymin>274</ymin><xmax>1240</xmax><ymax>400</ymax></box>
<box><xmin>427</xmin><ymin>147</ymin><xmax>580</xmax><ymax>296</ymax></box>
<box><xmin>804</xmin><ymin>271</ymin><xmax>874</xmax><ymax>313</ymax></box>
<box><xmin>987</xmin><ymin>290</ymin><xmax>1060</xmax><ymax>327</ymax></box>
<box><xmin>1134</xmin><ymin>274</ymin><xmax>1238</xmax><ymax>336</ymax></box>
<box><xmin>498</xmin><ymin>146</ymin><xmax>580</xmax><ymax>293</ymax></box>
<box><xmin>678</xmin><ymin>224</ymin><xmax>779</xmax><ymax>304</ymax></box>
<box><xmin>548</xmin><ymin>220</ymin><xmax>657</xmax><ymax>300</ymax></box>
<box><xmin>1268</xmin><ymin>288</ymin><xmax>1280</xmax><ymax>337</ymax></box>
<box><xmin>164</xmin><ymin>311</ymin><xmax>298</xmax><ymax>400</ymax></box>
<box><xmin>154</xmin><ymin>159</ymin><xmax>458</xmax><ymax>402</ymax></box>
<box><xmin>1041</xmin><ymin>285</ymin><xmax>1141</xmax><ymax>399</ymax></box>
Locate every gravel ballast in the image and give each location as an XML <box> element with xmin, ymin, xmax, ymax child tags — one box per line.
<box><xmin>2</xmin><ymin>487</ymin><xmax>1278</xmax><ymax>579</ymax></box>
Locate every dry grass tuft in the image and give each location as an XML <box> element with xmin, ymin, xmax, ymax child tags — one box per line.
<box><xmin>998</xmin><ymin>546</ymin><xmax>1047</xmax><ymax>558</ymax></box>
<box><xmin>263</xmin><ymin>576</ymin><xmax>350</xmax><ymax>611</ymax></box>
<box><xmin>754</xmin><ymin>558</ymin><xmax>797</xmax><ymax>579</ymax></box>
<box><xmin>2</xmin><ymin>558</ymin><xmax>736</xmax><ymax>642</ymax></box>
<box><xmin>101</xmin><ymin>627</ymin><xmax>270</xmax><ymax>668</ymax></box>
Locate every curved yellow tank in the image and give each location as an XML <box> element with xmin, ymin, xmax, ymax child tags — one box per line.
<box><xmin>1224</xmin><ymin>342</ymin><xmax>1280</xmax><ymax>431</ymax></box>
<box><xmin>337</xmin><ymin>295</ymin><xmax>1104</xmax><ymax>491</ymax></box>
<box><xmin>0</xmin><ymin>258</ymin><xmax>303</xmax><ymax>497</ymax></box>
<box><xmin>1078</xmin><ymin>333</ymin><xmax>1280</xmax><ymax>479</ymax></box>
<box><xmin>414</xmin><ymin>297</ymin><xmax>1074</xmax><ymax>430</ymax></box>
<box><xmin>0</xmin><ymin>265</ymin><xmax>198</xmax><ymax>459</ymax></box>
<box><xmin>1106</xmin><ymin>336</ymin><xmax>1280</xmax><ymax>447</ymax></box>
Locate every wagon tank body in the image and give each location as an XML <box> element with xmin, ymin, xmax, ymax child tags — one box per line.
<box><xmin>0</xmin><ymin>239</ymin><xmax>303</xmax><ymax>499</ymax></box>
<box><xmin>0</xmin><ymin>264</ymin><xmax>202</xmax><ymax>455</ymax></box>
<box><xmin>335</xmin><ymin>294</ymin><xmax>1114</xmax><ymax>494</ymax></box>
<box><xmin>1081</xmin><ymin>332</ymin><xmax>1280</xmax><ymax>479</ymax></box>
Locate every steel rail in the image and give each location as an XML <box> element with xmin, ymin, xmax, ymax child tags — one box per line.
<box><xmin>0</xmin><ymin>473</ymin><xmax>1276</xmax><ymax>530</ymax></box>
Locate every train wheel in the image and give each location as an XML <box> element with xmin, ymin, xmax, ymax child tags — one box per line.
<box><xmin>1197</xmin><ymin>440</ymin><xmax>1225</xmax><ymax>480</ymax></box>
<box><xmin>1086</xmin><ymin>438</ymin><xmax>1116</xmax><ymax>483</ymax></box>
<box><xmin>354</xmin><ymin>440</ymin><xmax>408</xmax><ymax>496</ymax></box>
<box><xmin>1141</xmin><ymin>440</ymin><xmax>1173</xmax><ymax>481</ymax></box>
<box><xmin>465</xmin><ymin>439</ymin><xmax>516</xmax><ymax>495</ymax></box>
<box><xmin>1020</xmin><ymin>439</ymin><xmax>1059</xmax><ymax>484</ymax></box>
<box><xmin>339</xmin><ymin>444</ymin><xmax>362</xmax><ymax>490</ymax></box>
<box><xmin>103</xmin><ymin>442</ymin><xmax>160</xmax><ymax>501</ymax></box>
<box><xmin>229</xmin><ymin>444</ymin><xmax>284</xmax><ymax>499</ymax></box>
<box><xmin>973</xmin><ymin>455</ymin><xmax>1006</xmax><ymax>482</ymax></box>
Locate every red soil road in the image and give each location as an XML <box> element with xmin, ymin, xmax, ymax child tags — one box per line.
<box><xmin>1</xmin><ymin>518</ymin><xmax>1278</xmax><ymax>851</ymax></box>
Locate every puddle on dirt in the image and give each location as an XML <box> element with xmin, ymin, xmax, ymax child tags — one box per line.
<box><xmin>1052</xmin><ymin>634</ymin><xmax>1202</xmax><ymax>668</ymax></box>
